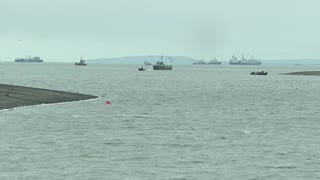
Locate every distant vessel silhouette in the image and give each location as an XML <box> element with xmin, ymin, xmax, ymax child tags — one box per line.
<box><xmin>193</xmin><ymin>58</ymin><xmax>222</xmax><ymax>65</ymax></box>
<box><xmin>75</xmin><ymin>57</ymin><xmax>87</xmax><ymax>66</ymax></box>
<box><xmin>144</xmin><ymin>61</ymin><xmax>152</xmax><ymax>65</ymax></box>
<box><xmin>229</xmin><ymin>53</ymin><xmax>261</xmax><ymax>65</ymax></box>
<box><xmin>15</xmin><ymin>56</ymin><xmax>43</xmax><ymax>63</ymax></box>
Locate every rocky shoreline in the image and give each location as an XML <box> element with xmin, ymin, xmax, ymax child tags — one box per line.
<box><xmin>0</xmin><ymin>84</ymin><xmax>98</xmax><ymax>110</ymax></box>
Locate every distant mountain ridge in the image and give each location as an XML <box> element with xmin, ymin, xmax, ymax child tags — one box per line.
<box><xmin>87</xmin><ymin>56</ymin><xmax>197</xmax><ymax>64</ymax></box>
<box><xmin>261</xmin><ymin>59</ymin><xmax>320</xmax><ymax>65</ymax></box>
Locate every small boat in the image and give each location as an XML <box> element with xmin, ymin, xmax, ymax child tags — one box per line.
<box><xmin>250</xmin><ymin>71</ymin><xmax>268</xmax><ymax>75</ymax></box>
<box><xmin>138</xmin><ymin>67</ymin><xmax>146</xmax><ymax>71</ymax></box>
<box><xmin>75</xmin><ymin>58</ymin><xmax>87</xmax><ymax>66</ymax></box>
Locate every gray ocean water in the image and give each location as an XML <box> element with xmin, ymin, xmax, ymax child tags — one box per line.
<box><xmin>1</xmin><ymin>62</ymin><xmax>320</xmax><ymax>179</ymax></box>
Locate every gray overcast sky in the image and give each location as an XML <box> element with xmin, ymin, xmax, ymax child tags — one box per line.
<box><xmin>0</xmin><ymin>0</ymin><xmax>319</xmax><ymax>62</ymax></box>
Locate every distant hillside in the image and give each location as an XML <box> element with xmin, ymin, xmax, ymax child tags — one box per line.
<box><xmin>87</xmin><ymin>56</ymin><xmax>197</xmax><ymax>64</ymax></box>
<box><xmin>261</xmin><ymin>59</ymin><xmax>320</xmax><ymax>65</ymax></box>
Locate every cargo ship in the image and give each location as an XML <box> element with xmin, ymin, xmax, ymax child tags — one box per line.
<box><xmin>229</xmin><ymin>54</ymin><xmax>261</xmax><ymax>65</ymax></box>
<box><xmin>193</xmin><ymin>58</ymin><xmax>222</xmax><ymax>65</ymax></box>
<box><xmin>15</xmin><ymin>56</ymin><xmax>43</xmax><ymax>63</ymax></box>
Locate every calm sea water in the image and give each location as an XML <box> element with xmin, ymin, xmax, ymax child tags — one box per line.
<box><xmin>1</xmin><ymin>62</ymin><xmax>320</xmax><ymax>179</ymax></box>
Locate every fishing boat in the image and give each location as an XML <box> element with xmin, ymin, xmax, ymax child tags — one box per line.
<box><xmin>152</xmin><ymin>55</ymin><xmax>173</xmax><ymax>70</ymax></box>
<box><xmin>75</xmin><ymin>58</ymin><xmax>87</xmax><ymax>66</ymax></box>
<box><xmin>138</xmin><ymin>67</ymin><xmax>146</xmax><ymax>71</ymax></box>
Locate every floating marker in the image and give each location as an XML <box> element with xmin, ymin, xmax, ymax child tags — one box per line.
<box><xmin>106</xmin><ymin>100</ymin><xmax>111</xmax><ymax>105</ymax></box>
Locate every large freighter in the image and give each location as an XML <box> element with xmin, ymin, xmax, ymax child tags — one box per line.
<box><xmin>229</xmin><ymin>54</ymin><xmax>261</xmax><ymax>65</ymax></box>
<box><xmin>193</xmin><ymin>58</ymin><xmax>222</xmax><ymax>65</ymax></box>
<box><xmin>15</xmin><ymin>56</ymin><xmax>43</xmax><ymax>63</ymax></box>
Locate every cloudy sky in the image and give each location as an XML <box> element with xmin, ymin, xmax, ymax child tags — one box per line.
<box><xmin>0</xmin><ymin>0</ymin><xmax>319</xmax><ymax>62</ymax></box>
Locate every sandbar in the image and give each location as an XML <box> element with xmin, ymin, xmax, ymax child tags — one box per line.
<box><xmin>0</xmin><ymin>84</ymin><xmax>98</xmax><ymax>110</ymax></box>
<box><xmin>281</xmin><ymin>71</ymin><xmax>320</xmax><ymax>76</ymax></box>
